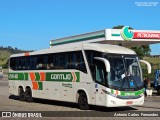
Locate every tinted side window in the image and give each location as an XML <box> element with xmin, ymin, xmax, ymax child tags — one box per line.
<box><xmin>53</xmin><ymin>53</ymin><xmax>65</xmax><ymax>69</ymax></box>
<box><xmin>95</xmin><ymin>60</ymin><xmax>106</xmax><ymax>86</ymax></box>
<box><xmin>10</xmin><ymin>58</ymin><xmax>16</xmax><ymax>70</ymax></box>
<box><xmin>85</xmin><ymin>50</ymin><xmax>102</xmax><ymax>79</ymax></box>
<box><xmin>10</xmin><ymin>51</ymin><xmax>87</xmax><ymax>73</ymax></box>
<box><xmin>70</xmin><ymin>51</ymin><xmax>87</xmax><ymax>73</ymax></box>
<box><xmin>30</xmin><ymin>56</ymin><xmax>37</xmax><ymax>70</ymax></box>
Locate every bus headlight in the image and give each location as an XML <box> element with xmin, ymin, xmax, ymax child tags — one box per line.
<box><xmin>102</xmin><ymin>89</ymin><xmax>118</xmax><ymax>97</ymax></box>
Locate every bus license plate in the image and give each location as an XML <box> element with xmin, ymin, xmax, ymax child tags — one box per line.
<box><xmin>126</xmin><ymin>101</ymin><xmax>133</xmax><ymax>105</ymax></box>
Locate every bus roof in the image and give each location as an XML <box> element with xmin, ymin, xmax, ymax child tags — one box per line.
<box><xmin>50</xmin><ymin>26</ymin><xmax>160</xmax><ymax>47</ymax></box>
<box><xmin>83</xmin><ymin>43</ymin><xmax>136</xmax><ymax>55</ymax></box>
<box><xmin>10</xmin><ymin>43</ymin><xmax>136</xmax><ymax>58</ymax></box>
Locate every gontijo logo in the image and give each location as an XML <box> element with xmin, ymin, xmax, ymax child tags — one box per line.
<box><xmin>121</xmin><ymin>26</ymin><xmax>134</xmax><ymax>41</ymax></box>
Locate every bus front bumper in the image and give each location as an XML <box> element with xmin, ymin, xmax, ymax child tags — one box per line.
<box><xmin>106</xmin><ymin>94</ymin><xmax>144</xmax><ymax>107</ymax></box>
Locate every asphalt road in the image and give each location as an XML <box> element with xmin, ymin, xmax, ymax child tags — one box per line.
<box><xmin>0</xmin><ymin>79</ymin><xmax>160</xmax><ymax>120</ymax></box>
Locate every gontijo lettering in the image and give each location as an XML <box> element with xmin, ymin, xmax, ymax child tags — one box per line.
<box><xmin>51</xmin><ymin>74</ymin><xmax>71</xmax><ymax>80</ymax></box>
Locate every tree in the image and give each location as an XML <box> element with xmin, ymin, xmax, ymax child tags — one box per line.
<box><xmin>112</xmin><ymin>25</ymin><xmax>133</xmax><ymax>30</ymax></box>
<box><xmin>131</xmin><ymin>46</ymin><xmax>151</xmax><ymax>59</ymax></box>
<box><xmin>0</xmin><ymin>54</ymin><xmax>6</xmax><ymax>61</ymax></box>
<box><xmin>112</xmin><ymin>25</ymin><xmax>151</xmax><ymax>58</ymax></box>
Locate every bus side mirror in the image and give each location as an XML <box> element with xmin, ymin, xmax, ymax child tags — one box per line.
<box><xmin>140</xmin><ymin>60</ymin><xmax>151</xmax><ymax>74</ymax></box>
<box><xmin>94</xmin><ymin>57</ymin><xmax>110</xmax><ymax>72</ymax></box>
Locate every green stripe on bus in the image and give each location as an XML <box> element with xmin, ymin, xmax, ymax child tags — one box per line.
<box><xmin>75</xmin><ymin>72</ymin><xmax>80</xmax><ymax>82</ymax></box>
<box><xmin>24</xmin><ymin>73</ymin><xmax>28</xmax><ymax>80</ymax></box>
<box><xmin>46</xmin><ymin>72</ymin><xmax>79</xmax><ymax>82</ymax></box>
<box><xmin>110</xmin><ymin>89</ymin><xmax>144</xmax><ymax>96</ymax></box>
<box><xmin>120</xmin><ymin>89</ymin><xmax>144</xmax><ymax>96</ymax></box>
<box><xmin>35</xmin><ymin>73</ymin><xmax>40</xmax><ymax>81</ymax></box>
<box><xmin>111</xmin><ymin>89</ymin><xmax>114</xmax><ymax>94</ymax></box>
<box><xmin>38</xmin><ymin>82</ymin><xmax>43</xmax><ymax>90</ymax></box>
<box><xmin>9</xmin><ymin>72</ymin><xmax>80</xmax><ymax>82</ymax></box>
<box><xmin>8</xmin><ymin>73</ymin><xmax>24</xmax><ymax>80</ymax></box>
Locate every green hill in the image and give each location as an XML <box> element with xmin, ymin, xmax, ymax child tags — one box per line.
<box><xmin>0</xmin><ymin>46</ymin><xmax>32</xmax><ymax>67</ymax></box>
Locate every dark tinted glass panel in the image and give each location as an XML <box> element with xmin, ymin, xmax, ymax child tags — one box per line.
<box><xmin>9</xmin><ymin>51</ymin><xmax>87</xmax><ymax>73</ymax></box>
<box><xmin>85</xmin><ymin>50</ymin><xmax>102</xmax><ymax>79</ymax></box>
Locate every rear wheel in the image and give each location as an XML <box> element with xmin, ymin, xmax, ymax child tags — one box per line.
<box><xmin>78</xmin><ymin>92</ymin><xmax>89</xmax><ymax>110</ymax></box>
<box><xmin>19</xmin><ymin>88</ymin><xmax>25</xmax><ymax>101</ymax></box>
<box><xmin>25</xmin><ymin>88</ymin><xmax>33</xmax><ymax>102</ymax></box>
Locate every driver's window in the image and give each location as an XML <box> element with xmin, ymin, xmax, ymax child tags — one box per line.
<box><xmin>95</xmin><ymin>60</ymin><xmax>106</xmax><ymax>86</ymax></box>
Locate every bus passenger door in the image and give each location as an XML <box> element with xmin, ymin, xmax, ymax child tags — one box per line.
<box><xmin>94</xmin><ymin>60</ymin><xmax>106</xmax><ymax>106</ymax></box>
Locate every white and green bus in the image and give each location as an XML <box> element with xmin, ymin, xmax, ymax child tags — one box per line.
<box><xmin>9</xmin><ymin>27</ymin><xmax>157</xmax><ymax>110</ymax></box>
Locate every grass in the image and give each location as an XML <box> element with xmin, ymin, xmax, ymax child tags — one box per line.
<box><xmin>141</xmin><ymin>57</ymin><xmax>160</xmax><ymax>81</ymax></box>
<box><xmin>143</xmin><ymin>57</ymin><xmax>160</xmax><ymax>65</ymax></box>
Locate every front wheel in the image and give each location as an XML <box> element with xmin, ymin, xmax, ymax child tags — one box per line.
<box><xmin>78</xmin><ymin>92</ymin><xmax>89</xmax><ymax>110</ymax></box>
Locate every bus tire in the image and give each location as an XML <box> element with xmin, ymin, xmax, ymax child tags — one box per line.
<box><xmin>78</xmin><ymin>92</ymin><xmax>89</xmax><ymax>110</ymax></box>
<box><xmin>19</xmin><ymin>88</ymin><xmax>25</xmax><ymax>101</ymax></box>
<box><xmin>25</xmin><ymin>88</ymin><xmax>33</xmax><ymax>102</ymax></box>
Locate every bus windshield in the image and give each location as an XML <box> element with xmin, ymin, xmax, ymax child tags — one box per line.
<box><xmin>106</xmin><ymin>55</ymin><xmax>143</xmax><ymax>91</ymax></box>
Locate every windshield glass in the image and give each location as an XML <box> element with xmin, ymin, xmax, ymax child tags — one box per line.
<box><xmin>106</xmin><ymin>55</ymin><xmax>142</xmax><ymax>90</ymax></box>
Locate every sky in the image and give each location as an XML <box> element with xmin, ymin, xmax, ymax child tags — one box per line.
<box><xmin>0</xmin><ymin>0</ymin><xmax>160</xmax><ymax>55</ymax></box>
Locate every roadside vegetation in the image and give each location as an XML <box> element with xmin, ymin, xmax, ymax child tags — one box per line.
<box><xmin>0</xmin><ymin>46</ymin><xmax>31</xmax><ymax>68</ymax></box>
